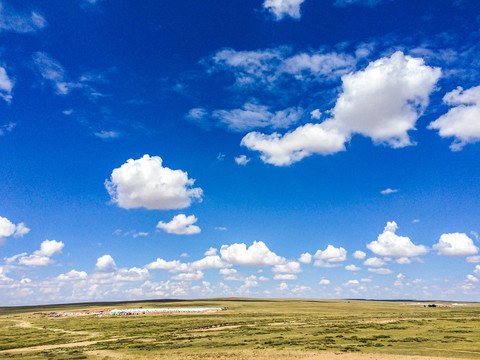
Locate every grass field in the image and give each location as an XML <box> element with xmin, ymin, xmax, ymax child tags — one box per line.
<box><xmin>0</xmin><ymin>298</ymin><xmax>479</xmax><ymax>360</ymax></box>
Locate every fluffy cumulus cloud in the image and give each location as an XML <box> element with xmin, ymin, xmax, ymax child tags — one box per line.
<box><xmin>363</xmin><ymin>257</ymin><xmax>387</xmax><ymax>267</ymax></box>
<box><xmin>263</xmin><ymin>0</ymin><xmax>305</xmax><ymax>20</ymax></box>
<box><xmin>220</xmin><ymin>241</ymin><xmax>284</xmax><ymax>266</ymax></box>
<box><xmin>17</xmin><ymin>240</ymin><xmax>64</xmax><ymax>267</ymax></box>
<box><xmin>367</xmin><ymin>221</ymin><xmax>428</xmax><ymax>258</ymax></box>
<box><xmin>95</xmin><ymin>255</ymin><xmax>117</xmax><ymax>272</ymax></box>
<box><xmin>428</xmin><ymin>86</ymin><xmax>480</xmax><ymax>151</ymax></box>
<box><xmin>313</xmin><ymin>245</ymin><xmax>347</xmax><ymax>265</ymax></box>
<box><xmin>105</xmin><ymin>155</ymin><xmax>203</xmax><ymax>210</ymax></box>
<box><xmin>0</xmin><ymin>216</ymin><xmax>30</xmax><ymax>244</ymax></box>
<box><xmin>241</xmin><ymin>124</ymin><xmax>347</xmax><ymax>166</ymax></box>
<box><xmin>242</xmin><ymin>52</ymin><xmax>441</xmax><ymax>166</ymax></box>
<box><xmin>345</xmin><ymin>264</ymin><xmax>361</xmax><ymax>271</ymax></box>
<box><xmin>156</xmin><ymin>214</ymin><xmax>201</xmax><ymax>235</ymax></box>
<box><xmin>298</xmin><ymin>252</ymin><xmax>312</xmax><ymax>264</ymax></box>
<box><xmin>0</xmin><ymin>1</ymin><xmax>47</xmax><ymax>33</ymax></box>
<box><xmin>212</xmin><ymin>103</ymin><xmax>303</xmax><ymax>132</ymax></box>
<box><xmin>353</xmin><ymin>250</ymin><xmax>366</xmax><ymax>260</ymax></box>
<box><xmin>433</xmin><ymin>233</ymin><xmax>479</xmax><ymax>256</ymax></box>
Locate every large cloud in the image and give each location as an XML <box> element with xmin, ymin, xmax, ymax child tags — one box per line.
<box><xmin>242</xmin><ymin>52</ymin><xmax>441</xmax><ymax>166</ymax></box>
<box><xmin>367</xmin><ymin>221</ymin><xmax>428</xmax><ymax>258</ymax></box>
<box><xmin>428</xmin><ymin>86</ymin><xmax>480</xmax><ymax>151</ymax></box>
<box><xmin>157</xmin><ymin>214</ymin><xmax>201</xmax><ymax>235</ymax></box>
<box><xmin>263</xmin><ymin>0</ymin><xmax>305</xmax><ymax>20</ymax></box>
<box><xmin>220</xmin><ymin>241</ymin><xmax>285</xmax><ymax>266</ymax></box>
<box><xmin>433</xmin><ymin>233</ymin><xmax>479</xmax><ymax>256</ymax></box>
<box><xmin>105</xmin><ymin>155</ymin><xmax>203</xmax><ymax>210</ymax></box>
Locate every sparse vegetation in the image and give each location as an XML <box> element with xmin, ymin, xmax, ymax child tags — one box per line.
<box><xmin>1</xmin><ymin>299</ymin><xmax>479</xmax><ymax>359</ymax></box>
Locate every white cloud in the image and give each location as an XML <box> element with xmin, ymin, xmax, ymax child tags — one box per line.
<box><xmin>35</xmin><ymin>239</ymin><xmax>64</xmax><ymax>257</ymax></box>
<box><xmin>466</xmin><ymin>274</ymin><xmax>478</xmax><ymax>283</ymax></box>
<box><xmin>263</xmin><ymin>0</ymin><xmax>305</xmax><ymax>20</ymax></box>
<box><xmin>310</xmin><ymin>109</ymin><xmax>322</xmax><ymax>120</ymax></box>
<box><xmin>0</xmin><ymin>66</ymin><xmax>13</xmax><ymax>103</ymax></box>
<box><xmin>273</xmin><ymin>274</ymin><xmax>297</xmax><ymax>280</ymax></box>
<box><xmin>16</xmin><ymin>239</ymin><xmax>64</xmax><ymax>267</ymax></box>
<box><xmin>145</xmin><ymin>259</ymin><xmax>189</xmax><ymax>273</ymax></box>
<box><xmin>467</xmin><ymin>256</ymin><xmax>480</xmax><ymax>263</ymax></box>
<box><xmin>241</xmin><ymin>124</ymin><xmax>347</xmax><ymax>166</ymax></box>
<box><xmin>157</xmin><ymin>214</ymin><xmax>201</xmax><ymax>235</ymax></box>
<box><xmin>344</xmin><ymin>279</ymin><xmax>359</xmax><ymax>286</ymax></box>
<box><xmin>115</xmin><ymin>267</ymin><xmax>149</xmax><ymax>283</ymax></box>
<box><xmin>380</xmin><ymin>188</ymin><xmax>398</xmax><ymax>195</ymax></box>
<box><xmin>433</xmin><ymin>233</ymin><xmax>479</xmax><ymax>256</ymax></box>
<box><xmin>220</xmin><ymin>241</ymin><xmax>284</xmax><ymax>266</ymax></box>
<box><xmin>235</xmin><ymin>155</ymin><xmax>250</xmax><ymax>165</ymax></box>
<box><xmin>428</xmin><ymin>86</ymin><xmax>480</xmax><ymax>151</ymax></box>
<box><xmin>314</xmin><ymin>245</ymin><xmax>347</xmax><ymax>262</ymax></box>
<box><xmin>0</xmin><ymin>217</ymin><xmax>30</xmax><ymax>244</ymax></box>
<box><xmin>298</xmin><ymin>252</ymin><xmax>312</xmax><ymax>264</ymax></box>
<box><xmin>215</xmin><ymin>226</ymin><xmax>227</xmax><ymax>231</ymax></box>
<box><xmin>204</xmin><ymin>247</ymin><xmax>217</xmax><ymax>256</ymax></box>
<box><xmin>367</xmin><ymin>221</ymin><xmax>428</xmax><ymax>258</ymax></box>
<box><xmin>278</xmin><ymin>281</ymin><xmax>288</xmax><ymax>290</ymax></box>
<box><xmin>57</xmin><ymin>270</ymin><xmax>88</xmax><ymax>281</ymax></box>
<box><xmin>33</xmin><ymin>52</ymin><xmax>81</xmax><ymax>95</ymax></box>
<box><xmin>96</xmin><ymin>255</ymin><xmax>116</xmax><ymax>272</ymax></box>
<box><xmin>242</xmin><ymin>52</ymin><xmax>441</xmax><ymax>166</ymax></box>
<box><xmin>345</xmin><ymin>264</ymin><xmax>361</xmax><ymax>271</ymax></box>
<box><xmin>0</xmin><ymin>216</ymin><xmax>16</xmax><ymax>241</ymax></box>
<box><xmin>132</xmin><ymin>232</ymin><xmax>148</xmax><ymax>238</ymax></box>
<box><xmin>474</xmin><ymin>265</ymin><xmax>480</xmax><ymax>276</ymax></box>
<box><xmin>353</xmin><ymin>250</ymin><xmax>366</xmax><ymax>260</ymax></box>
<box><xmin>191</xmin><ymin>255</ymin><xmax>228</xmax><ymax>270</ymax></box>
<box><xmin>272</xmin><ymin>261</ymin><xmax>301</xmax><ymax>273</ymax></box>
<box><xmin>396</xmin><ymin>257</ymin><xmax>412</xmax><ymax>264</ymax></box>
<box><xmin>209</xmin><ymin>47</ymin><xmax>356</xmax><ymax>89</ymax></box>
<box><xmin>368</xmin><ymin>267</ymin><xmax>392</xmax><ymax>275</ymax></box>
<box><xmin>105</xmin><ymin>155</ymin><xmax>203</xmax><ymax>210</ymax></box>
<box><xmin>94</xmin><ymin>130</ymin><xmax>120</xmax><ymax>139</ymax></box>
<box><xmin>212</xmin><ymin>103</ymin><xmax>303</xmax><ymax>132</ymax></box>
<box><xmin>363</xmin><ymin>257</ymin><xmax>386</xmax><ymax>267</ymax></box>
<box><xmin>171</xmin><ymin>271</ymin><xmax>204</xmax><ymax>281</ymax></box>
<box><xmin>319</xmin><ymin>279</ymin><xmax>330</xmax><ymax>285</ymax></box>
<box><xmin>0</xmin><ymin>2</ymin><xmax>47</xmax><ymax>33</ymax></box>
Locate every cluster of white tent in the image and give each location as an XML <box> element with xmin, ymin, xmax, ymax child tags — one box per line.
<box><xmin>109</xmin><ymin>307</ymin><xmax>222</xmax><ymax>315</ymax></box>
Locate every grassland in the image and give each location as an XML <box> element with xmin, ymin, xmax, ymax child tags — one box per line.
<box><xmin>0</xmin><ymin>298</ymin><xmax>479</xmax><ymax>360</ymax></box>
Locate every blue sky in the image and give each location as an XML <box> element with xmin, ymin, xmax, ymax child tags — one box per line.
<box><xmin>1</xmin><ymin>0</ymin><xmax>480</xmax><ymax>305</ymax></box>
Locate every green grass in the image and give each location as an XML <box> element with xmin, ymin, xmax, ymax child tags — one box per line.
<box><xmin>1</xmin><ymin>298</ymin><xmax>479</xmax><ymax>359</ymax></box>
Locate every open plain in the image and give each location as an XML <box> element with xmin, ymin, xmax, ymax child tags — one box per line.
<box><xmin>0</xmin><ymin>299</ymin><xmax>479</xmax><ymax>360</ymax></box>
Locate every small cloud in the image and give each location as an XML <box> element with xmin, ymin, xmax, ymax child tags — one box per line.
<box><xmin>180</xmin><ymin>253</ymin><xmax>189</xmax><ymax>258</ymax></box>
<box><xmin>62</xmin><ymin>109</ymin><xmax>74</xmax><ymax>116</ymax></box>
<box><xmin>353</xmin><ymin>250</ymin><xmax>366</xmax><ymax>260</ymax></box>
<box><xmin>94</xmin><ymin>130</ymin><xmax>120</xmax><ymax>139</ymax></box>
<box><xmin>380</xmin><ymin>188</ymin><xmax>398</xmax><ymax>195</ymax></box>
<box><xmin>319</xmin><ymin>279</ymin><xmax>330</xmax><ymax>285</ymax></box>
<box><xmin>368</xmin><ymin>267</ymin><xmax>392</xmax><ymax>275</ymax></box>
<box><xmin>217</xmin><ymin>153</ymin><xmax>225</xmax><ymax>161</ymax></box>
<box><xmin>235</xmin><ymin>155</ymin><xmax>250</xmax><ymax>165</ymax></box>
<box><xmin>310</xmin><ymin>109</ymin><xmax>322</xmax><ymax>120</ymax></box>
<box><xmin>412</xmin><ymin>219</ymin><xmax>420</xmax><ymax>223</ymax></box>
<box><xmin>157</xmin><ymin>214</ymin><xmax>201</xmax><ymax>235</ymax></box>
<box><xmin>132</xmin><ymin>232</ymin><xmax>148</xmax><ymax>238</ymax></box>
<box><xmin>215</xmin><ymin>226</ymin><xmax>227</xmax><ymax>231</ymax></box>
<box><xmin>345</xmin><ymin>264</ymin><xmax>361</xmax><ymax>271</ymax></box>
